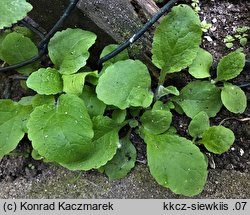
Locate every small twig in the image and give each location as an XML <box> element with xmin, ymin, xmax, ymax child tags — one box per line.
<box><xmin>0</xmin><ymin>61</ymin><xmax>6</xmax><ymax>68</ymax></box>
<box><xmin>238</xmin><ymin>83</ymin><xmax>250</xmax><ymax>88</ymax></box>
<box><xmin>136</xmin><ymin>159</ymin><xmax>147</xmax><ymax>164</ymax></box>
<box><xmin>219</xmin><ymin>117</ymin><xmax>250</xmax><ymax>126</ymax></box>
<box><xmin>9</xmin><ymin>75</ymin><xmax>28</xmax><ymax>80</ymax></box>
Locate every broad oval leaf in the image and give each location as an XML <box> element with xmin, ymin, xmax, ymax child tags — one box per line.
<box><xmin>0</xmin><ymin>0</ymin><xmax>33</xmax><ymax>29</ymax></box>
<box><xmin>96</xmin><ymin>59</ymin><xmax>153</xmax><ymax>109</ymax></box>
<box><xmin>188</xmin><ymin>48</ymin><xmax>212</xmax><ymax>79</ymax></box>
<box><xmin>201</xmin><ymin>126</ymin><xmax>235</xmax><ymax>154</ymax></box>
<box><xmin>221</xmin><ymin>83</ymin><xmax>247</xmax><ymax>114</ymax></box>
<box><xmin>62</xmin><ymin>71</ymin><xmax>98</xmax><ymax>95</ymax></box>
<box><xmin>145</xmin><ymin>132</ymin><xmax>208</xmax><ymax>196</ymax></box>
<box><xmin>62</xmin><ymin>116</ymin><xmax>120</xmax><ymax>171</ymax></box>
<box><xmin>27</xmin><ymin>94</ymin><xmax>94</xmax><ymax>164</ymax></box>
<box><xmin>0</xmin><ymin>100</ymin><xmax>32</xmax><ymax>157</ymax></box>
<box><xmin>27</xmin><ymin>68</ymin><xmax>63</xmax><ymax>95</ymax></box>
<box><xmin>152</xmin><ymin>4</ymin><xmax>202</xmax><ymax>73</ymax></box>
<box><xmin>141</xmin><ymin>109</ymin><xmax>172</xmax><ymax>135</ymax></box>
<box><xmin>1</xmin><ymin>32</ymin><xmax>39</xmax><ymax>75</ymax></box>
<box><xmin>188</xmin><ymin>111</ymin><xmax>210</xmax><ymax>138</ymax></box>
<box><xmin>216</xmin><ymin>51</ymin><xmax>245</xmax><ymax>81</ymax></box>
<box><xmin>48</xmin><ymin>28</ymin><xmax>97</xmax><ymax>74</ymax></box>
<box><xmin>102</xmin><ymin>134</ymin><xmax>136</xmax><ymax>180</ymax></box>
<box><xmin>80</xmin><ymin>86</ymin><xmax>106</xmax><ymax>118</ymax></box>
<box><xmin>174</xmin><ymin>81</ymin><xmax>222</xmax><ymax>118</ymax></box>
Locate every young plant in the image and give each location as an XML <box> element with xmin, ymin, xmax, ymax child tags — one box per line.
<box><xmin>224</xmin><ymin>26</ymin><xmax>249</xmax><ymax>48</ymax></box>
<box><xmin>0</xmin><ymin>4</ymin><xmax>248</xmax><ymax>197</ymax></box>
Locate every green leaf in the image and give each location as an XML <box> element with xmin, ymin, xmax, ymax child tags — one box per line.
<box><xmin>1</xmin><ymin>32</ymin><xmax>39</xmax><ymax>74</ymax></box>
<box><xmin>62</xmin><ymin>116</ymin><xmax>120</xmax><ymax>171</ymax></box>
<box><xmin>152</xmin><ymin>101</ymin><xmax>174</xmax><ymax>111</ymax></box>
<box><xmin>225</xmin><ymin>43</ymin><xmax>233</xmax><ymax>49</ymax></box>
<box><xmin>221</xmin><ymin>83</ymin><xmax>247</xmax><ymax>114</ymax></box>
<box><xmin>112</xmin><ymin>109</ymin><xmax>127</xmax><ymax>123</ymax></box>
<box><xmin>18</xmin><ymin>96</ymin><xmax>33</xmax><ymax>106</ymax></box>
<box><xmin>240</xmin><ymin>38</ymin><xmax>247</xmax><ymax>46</ymax></box>
<box><xmin>62</xmin><ymin>71</ymin><xmax>98</xmax><ymax>95</ymax></box>
<box><xmin>48</xmin><ymin>28</ymin><xmax>97</xmax><ymax>75</ymax></box>
<box><xmin>27</xmin><ymin>94</ymin><xmax>94</xmax><ymax>164</ymax></box>
<box><xmin>31</xmin><ymin>149</ymin><xmax>43</xmax><ymax>160</ymax></box>
<box><xmin>156</xmin><ymin>85</ymin><xmax>179</xmax><ymax>99</ymax></box>
<box><xmin>96</xmin><ymin>59</ymin><xmax>153</xmax><ymax>109</ymax></box>
<box><xmin>13</xmin><ymin>26</ymin><xmax>34</xmax><ymax>40</ymax></box>
<box><xmin>216</xmin><ymin>51</ymin><xmax>245</xmax><ymax>81</ymax></box>
<box><xmin>27</xmin><ymin>68</ymin><xmax>63</xmax><ymax>95</ymax></box>
<box><xmin>102</xmin><ymin>135</ymin><xmax>136</xmax><ymax>180</ymax></box>
<box><xmin>0</xmin><ymin>0</ymin><xmax>33</xmax><ymax>29</ymax></box>
<box><xmin>0</xmin><ymin>31</ymin><xmax>11</xmax><ymax>60</ymax></box>
<box><xmin>145</xmin><ymin>132</ymin><xmax>208</xmax><ymax>196</ymax></box>
<box><xmin>0</xmin><ymin>100</ymin><xmax>32</xmax><ymax>157</ymax></box>
<box><xmin>31</xmin><ymin>95</ymin><xmax>55</xmax><ymax>108</ymax></box>
<box><xmin>188</xmin><ymin>111</ymin><xmax>210</xmax><ymax>138</ymax></box>
<box><xmin>80</xmin><ymin>86</ymin><xmax>106</xmax><ymax>118</ymax></box>
<box><xmin>141</xmin><ymin>109</ymin><xmax>172</xmax><ymax>135</ymax></box>
<box><xmin>152</xmin><ymin>5</ymin><xmax>202</xmax><ymax>73</ymax></box>
<box><xmin>129</xmin><ymin>119</ymin><xmax>139</xmax><ymax>128</ymax></box>
<box><xmin>167</xmin><ymin>126</ymin><xmax>177</xmax><ymax>134</ymax></box>
<box><xmin>201</xmin><ymin>126</ymin><xmax>235</xmax><ymax>154</ymax></box>
<box><xmin>174</xmin><ymin>80</ymin><xmax>222</xmax><ymax>118</ymax></box>
<box><xmin>100</xmin><ymin>44</ymin><xmax>129</xmax><ymax>70</ymax></box>
<box><xmin>188</xmin><ymin>48</ymin><xmax>212</xmax><ymax>79</ymax></box>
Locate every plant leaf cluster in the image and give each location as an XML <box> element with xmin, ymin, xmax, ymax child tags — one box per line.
<box><xmin>0</xmin><ymin>4</ymin><xmax>248</xmax><ymax>197</ymax></box>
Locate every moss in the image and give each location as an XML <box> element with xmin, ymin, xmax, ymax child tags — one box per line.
<box><xmin>28</xmin><ymin>167</ymin><xmax>111</xmax><ymax>198</ymax></box>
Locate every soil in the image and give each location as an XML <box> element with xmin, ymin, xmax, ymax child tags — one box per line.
<box><xmin>0</xmin><ymin>0</ymin><xmax>249</xmax><ymax>198</ymax></box>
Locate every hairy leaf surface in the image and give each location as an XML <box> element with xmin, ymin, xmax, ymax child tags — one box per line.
<box><xmin>145</xmin><ymin>132</ymin><xmax>208</xmax><ymax>196</ymax></box>
<box><xmin>152</xmin><ymin>5</ymin><xmax>202</xmax><ymax>73</ymax></box>
<box><xmin>201</xmin><ymin>126</ymin><xmax>235</xmax><ymax>154</ymax></box>
<box><xmin>1</xmin><ymin>32</ymin><xmax>38</xmax><ymax>74</ymax></box>
<box><xmin>188</xmin><ymin>111</ymin><xmax>210</xmax><ymax>138</ymax></box>
<box><xmin>32</xmin><ymin>95</ymin><xmax>55</xmax><ymax>108</ymax></box>
<box><xmin>62</xmin><ymin>71</ymin><xmax>98</xmax><ymax>95</ymax></box>
<box><xmin>27</xmin><ymin>94</ymin><xmax>94</xmax><ymax>164</ymax></box>
<box><xmin>141</xmin><ymin>109</ymin><xmax>172</xmax><ymax>135</ymax></box>
<box><xmin>96</xmin><ymin>60</ymin><xmax>153</xmax><ymax>109</ymax></box>
<box><xmin>48</xmin><ymin>28</ymin><xmax>97</xmax><ymax>74</ymax></box>
<box><xmin>102</xmin><ymin>135</ymin><xmax>136</xmax><ymax>180</ymax></box>
<box><xmin>62</xmin><ymin>116</ymin><xmax>120</xmax><ymax>170</ymax></box>
<box><xmin>0</xmin><ymin>100</ymin><xmax>32</xmax><ymax>157</ymax></box>
<box><xmin>157</xmin><ymin>85</ymin><xmax>179</xmax><ymax>99</ymax></box>
<box><xmin>0</xmin><ymin>0</ymin><xmax>32</xmax><ymax>29</ymax></box>
<box><xmin>27</xmin><ymin>68</ymin><xmax>63</xmax><ymax>95</ymax></box>
<box><xmin>0</xmin><ymin>31</ymin><xmax>11</xmax><ymax>60</ymax></box>
<box><xmin>189</xmin><ymin>48</ymin><xmax>212</xmax><ymax>78</ymax></box>
<box><xmin>174</xmin><ymin>81</ymin><xmax>222</xmax><ymax>118</ymax></box>
<box><xmin>216</xmin><ymin>51</ymin><xmax>245</xmax><ymax>81</ymax></box>
<box><xmin>80</xmin><ymin>86</ymin><xmax>106</xmax><ymax>118</ymax></box>
<box><xmin>221</xmin><ymin>83</ymin><xmax>247</xmax><ymax>114</ymax></box>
